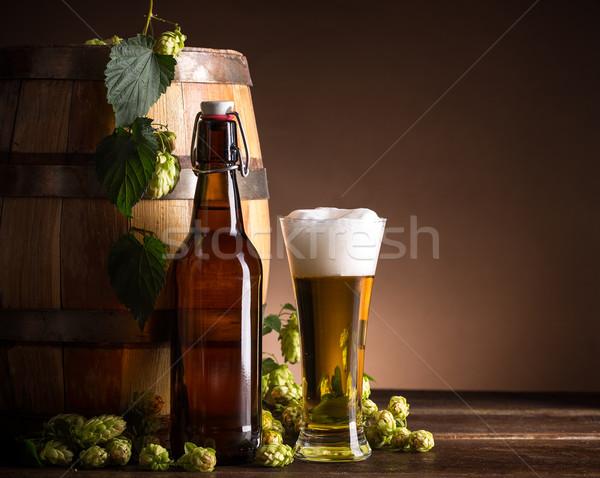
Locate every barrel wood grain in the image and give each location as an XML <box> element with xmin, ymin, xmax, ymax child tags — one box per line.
<box><xmin>232</xmin><ymin>84</ymin><xmax>263</xmax><ymax>168</ymax></box>
<box><xmin>147</xmin><ymin>82</ymin><xmax>187</xmax><ymax>157</ymax></box>
<box><xmin>120</xmin><ymin>346</ymin><xmax>171</xmax><ymax>413</ymax></box>
<box><xmin>6</xmin><ymin>345</ymin><xmax>64</xmax><ymax>415</ymax></box>
<box><xmin>67</xmin><ymin>80</ymin><xmax>114</xmax><ymax>156</ymax></box>
<box><xmin>0</xmin><ymin>80</ymin><xmax>20</xmax><ymax>163</ymax></box>
<box><xmin>181</xmin><ymin>82</ymin><xmax>235</xmax><ymax>157</ymax></box>
<box><xmin>129</xmin><ymin>199</ymin><xmax>193</xmax><ymax>310</ymax></box>
<box><xmin>241</xmin><ymin>199</ymin><xmax>271</xmax><ymax>304</ymax></box>
<box><xmin>0</xmin><ymin>197</ymin><xmax>61</xmax><ymax>308</ymax></box>
<box><xmin>0</xmin><ymin>346</ymin><xmax>12</xmax><ymax>410</ymax></box>
<box><xmin>0</xmin><ymin>47</ymin><xmax>270</xmax><ymax>420</ymax></box>
<box><xmin>11</xmin><ymin>80</ymin><xmax>72</xmax><ymax>161</ymax></box>
<box><xmin>63</xmin><ymin>346</ymin><xmax>124</xmax><ymax>415</ymax></box>
<box><xmin>61</xmin><ymin>199</ymin><xmax>127</xmax><ymax>309</ymax></box>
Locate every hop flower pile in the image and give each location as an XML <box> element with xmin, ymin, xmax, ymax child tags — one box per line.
<box><xmin>34</xmin><ymin>413</ymin><xmax>131</xmax><ymax>468</ymax></box>
<box><xmin>361</xmin><ymin>387</ymin><xmax>435</xmax><ymax>453</ymax></box>
<box><xmin>123</xmin><ymin>390</ymin><xmax>169</xmax><ymax>456</ymax></box>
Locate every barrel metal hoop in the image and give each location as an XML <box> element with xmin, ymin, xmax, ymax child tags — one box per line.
<box><xmin>0</xmin><ymin>164</ymin><xmax>269</xmax><ymax>200</ymax></box>
<box><xmin>0</xmin><ymin>309</ymin><xmax>172</xmax><ymax>343</ymax></box>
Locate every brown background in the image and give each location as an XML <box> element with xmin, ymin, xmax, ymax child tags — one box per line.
<box><xmin>2</xmin><ymin>0</ymin><xmax>598</xmax><ymax>392</ymax></box>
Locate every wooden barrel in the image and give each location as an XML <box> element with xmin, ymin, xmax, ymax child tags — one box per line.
<box><xmin>0</xmin><ymin>46</ymin><xmax>270</xmax><ymax>419</ymax></box>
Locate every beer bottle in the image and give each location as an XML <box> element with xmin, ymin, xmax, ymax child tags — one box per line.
<box><xmin>171</xmin><ymin>101</ymin><xmax>262</xmax><ymax>465</ymax></box>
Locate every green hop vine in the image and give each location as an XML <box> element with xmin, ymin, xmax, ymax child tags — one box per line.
<box><xmin>91</xmin><ymin>1</ymin><xmax>187</xmax><ymax>330</ymax></box>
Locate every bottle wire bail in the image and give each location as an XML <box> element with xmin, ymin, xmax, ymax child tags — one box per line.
<box><xmin>190</xmin><ymin>111</ymin><xmax>250</xmax><ymax>177</ymax></box>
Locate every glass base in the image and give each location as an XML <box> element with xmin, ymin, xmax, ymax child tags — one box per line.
<box><xmin>293</xmin><ymin>423</ymin><xmax>372</xmax><ymax>462</ymax></box>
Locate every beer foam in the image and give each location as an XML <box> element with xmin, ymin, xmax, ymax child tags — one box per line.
<box><xmin>280</xmin><ymin>207</ymin><xmax>386</xmax><ymax>277</ymax></box>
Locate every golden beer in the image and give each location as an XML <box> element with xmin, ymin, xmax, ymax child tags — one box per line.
<box><xmin>280</xmin><ymin>208</ymin><xmax>385</xmax><ymax>462</ymax></box>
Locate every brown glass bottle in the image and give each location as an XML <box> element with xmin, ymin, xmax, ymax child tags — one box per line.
<box><xmin>171</xmin><ymin>108</ymin><xmax>262</xmax><ymax>465</ymax></box>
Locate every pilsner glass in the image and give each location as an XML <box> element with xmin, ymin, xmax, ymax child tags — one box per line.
<box><xmin>279</xmin><ymin>208</ymin><xmax>386</xmax><ymax>462</ymax></box>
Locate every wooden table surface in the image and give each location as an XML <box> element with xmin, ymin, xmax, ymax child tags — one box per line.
<box><xmin>1</xmin><ymin>390</ymin><xmax>599</xmax><ymax>477</ymax></box>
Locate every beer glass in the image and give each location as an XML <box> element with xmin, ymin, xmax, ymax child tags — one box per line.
<box><xmin>279</xmin><ymin>208</ymin><xmax>386</xmax><ymax>462</ymax></box>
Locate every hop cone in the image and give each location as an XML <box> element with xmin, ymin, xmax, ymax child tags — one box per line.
<box><xmin>271</xmin><ymin>383</ymin><xmax>302</xmax><ymax>405</ymax></box>
<box><xmin>261</xmin><ymin>373</ymin><xmax>270</xmax><ymax>400</ymax></box>
<box><xmin>84</xmin><ymin>38</ymin><xmax>106</xmax><ymax>45</ymax></box>
<box><xmin>281</xmin><ymin>402</ymin><xmax>302</xmax><ymax>433</ymax></box>
<box><xmin>269</xmin><ymin>419</ymin><xmax>285</xmax><ymax>435</ymax></box>
<box><xmin>375</xmin><ymin>410</ymin><xmax>397</xmax><ymax>437</ymax></box>
<box><xmin>261</xmin><ymin>429</ymin><xmax>283</xmax><ymax>445</ymax></box>
<box><xmin>255</xmin><ymin>443</ymin><xmax>294</xmax><ymax>467</ymax></box>
<box><xmin>106</xmin><ymin>436</ymin><xmax>132</xmax><ymax>465</ymax></box>
<box><xmin>409</xmin><ymin>430</ymin><xmax>435</xmax><ymax>452</ymax></box>
<box><xmin>139</xmin><ymin>415</ymin><xmax>170</xmax><ymax>436</ymax></box>
<box><xmin>176</xmin><ymin>442</ymin><xmax>216</xmax><ymax>472</ymax></box>
<box><xmin>362</xmin><ymin>375</ymin><xmax>371</xmax><ymax>399</ymax></box>
<box><xmin>268</xmin><ymin>365</ymin><xmax>296</xmax><ymax>388</ymax></box>
<box><xmin>79</xmin><ymin>445</ymin><xmax>109</xmax><ymax>468</ymax></box>
<box><xmin>390</xmin><ymin>427</ymin><xmax>411</xmax><ymax>450</ymax></box>
<box><xmin>261</xmin><ymin>409</ymin><xmax>274</xmax><ymax>429</ymax></box>
<box><xmin>75</xmin><ymin>414</ymin><xmax>127</xmax><ymax>448</ymax></box>
<box><xmin>146</xmin><ymin>151</ymin><xmax>181</xmax><ymax>199</ymax></box>
<box><xmin>362</xmin><ymin>398</ymin><xmax>378</xmax><ymax>421</ymax></box>
<box><xmin>106</xmin><ymin>35</ymin><xmax>122</xmax><ymax>46</ymax></box>
<box><xmin>279</xmin><ymin>315</ymin><xmax>300</xmax><ymax>364</ymax></box>
<box><xmin>130</xmin><ymin>391</ymin><xmax>164</xmax><ymax>417</ymax></box>
<box><xmin>134</xmin><ymin>434</ymin><xmax>165</xmax><ymax>455</ymax></box>
<box><xmin>44</xmin><ymin>413</ymin><xmax>86</xmax><ymax>444</ymax></box>
<box><xmin>388</xmin><ymin>395</ymin><xmax>410</xmax><ymax>422</ymax></box>
<box><xmin>139</xmin><ymin>444</ymin><xmax>171</xmax><ymax>471</ymax></box>
<box><xmin>154</xmin><ymin>130</ymin><xmax>176</xmax><ymax>154</ymax></box>
<box><xmin>153</xmin><ymin>28</ymin><xmax>186</xmax><ymax>56</ymax></box>
<box><xmin>365</xmin><ymin>424</ymin><xmax>388</xmax><ymax>449</ymax></box>
<box><xmin>39</xmin><ymin>440</ymin><xmax>74</xmax><ymax>466</ymax></box>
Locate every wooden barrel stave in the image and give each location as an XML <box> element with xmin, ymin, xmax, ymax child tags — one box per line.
<box><xmin>0</xmin><ymin>46</ymin><xmax>270</xmax><ymax>418</ymax></box>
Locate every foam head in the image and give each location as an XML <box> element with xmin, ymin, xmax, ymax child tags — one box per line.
<box><xmin>280</xmin><ymin>207</ymin><xmax>386</xmax><ymax>277</ymax></box>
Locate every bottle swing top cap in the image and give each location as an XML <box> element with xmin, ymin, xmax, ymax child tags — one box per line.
<box><xmin>201</xmin><ymin>101</ymin><xmax>234</xmax><ymax>116</ymax></box>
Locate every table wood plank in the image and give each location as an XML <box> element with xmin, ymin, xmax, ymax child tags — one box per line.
<box><xmin>0</xmin><ymin>391</ymin><xmax>598</xmax><ymax>476</ymax></box>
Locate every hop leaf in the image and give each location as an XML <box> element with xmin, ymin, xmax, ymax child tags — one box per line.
<box><xmin>108</xmin><ymin>232</ymin><xmax>168</xmax><ymax>330</ymax></box>
<box><xmin>95</xmin><ymin>117</ymin><xmax>158</xmax><ymax>217</ymax></box>
<box><xmin>105</xmin><ymin>34</ymin><xmax>176</xmax><ymax>127</ymax></box>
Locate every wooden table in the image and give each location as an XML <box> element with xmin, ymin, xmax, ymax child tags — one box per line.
<box><xmin>1</xmin><ymin>390</ymin><xmax>599</xmax><ymax>477</ymax></box>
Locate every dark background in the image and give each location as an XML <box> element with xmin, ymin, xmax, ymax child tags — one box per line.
<box><xmin>3</xmin><ymin>0</ymin><xmax>599</xmax><ymax>391</ymax></box>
